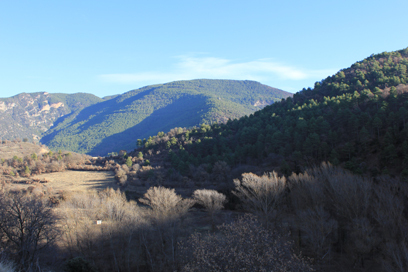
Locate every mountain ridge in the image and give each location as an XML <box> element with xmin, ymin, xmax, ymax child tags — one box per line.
<box><xmin>38</xmin><ymin>79</ymin><xmax>290</xmax><ymax>155</ymax></box>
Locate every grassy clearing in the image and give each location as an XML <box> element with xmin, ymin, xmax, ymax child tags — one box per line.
<box><xmin>7</xmin><ymin>171</ymin><xmax>117</xmax><ymax>198</ymax></box>
<box><xmin>32</xmin><ymin>170</ymin><xmax>117</xmax><ymax>193</ymax></box>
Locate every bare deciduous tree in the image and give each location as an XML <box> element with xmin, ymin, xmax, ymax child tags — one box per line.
<box><xmin>139</xmin><ymin>186</ymin><xmax>194</xmax><ymax>223</ymax></box>
<box><xmin>324</xmin><ymin>168</ymin><xmax>372</xmax><ymax>220</ymax></box>
<box><xmin>233</xmin><ymin>172</ymin><xmax>286</xmax><ymax>227</ymax></box>
<box><xmin>346</xmin><ymin>217</ymin><xmax>379</xmax><ymax>267</ymax></box>
<box><xmin>371</xmin><ymin>179</ymin><xmax>408</xmax><ymax>272</ymax></box>
<box><xmin>288</xmin><ymin>171</ymin><xmax>325</xmax><ymax>211</ymax></box>
<box><xmin>139</xmin><ymin>186</ymin><xmax>195</xmax><ymax>271</ymax></box>
<box><xmin>193</xmin><ymin>189</ymin><xmax>226</xmax><ymax>230</ymax></box>
<box><xmin>0</xmin><ymin>190</ymin><xmax>59</xmax><ymax>270</ymax></box>
<box><xmin>296</xmin><ymin>206</ymin><xmax>338</xmax><ymax>260</ymax></box>
<box><xmin>289</xmin><ymin>163</ymin><xmax>398</xmax><ymax>269</ymax></box>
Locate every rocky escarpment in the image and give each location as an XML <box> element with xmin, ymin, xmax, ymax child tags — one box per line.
<box><xmin>0</xmin><ymin>92</ymin><xmax>102</xmax><ymax>141</ymax></box>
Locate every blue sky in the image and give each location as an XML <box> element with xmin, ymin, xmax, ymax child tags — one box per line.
<box><xmin>1</xmin><ymin>0</ymin><xmax>408</xmax><ymax>98</ymax></box>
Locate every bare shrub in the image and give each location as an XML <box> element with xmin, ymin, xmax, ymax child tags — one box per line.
<box><xmin>139</xmin><ymin>186</ymin><xmax>195</xmax><ymax>271</ymax></box>
<box><xmin>47</xmin><ymin>161</ymin><xmax>65</xmax><ymax>172</ymax></box>
<box><xmin>132</xmin><ymin>163</ymin><xmax>140</xmax><ymax>172</ymax></box>
<box><xmin>193</xmin><ymin>189</ymin><xmax>226</xmax><ymax>229</ymax></box>
<box><xmin>288</xmin><ymin>171</ymin><xmax>325</xmax><ymax>211</ymax></box>
<box><xmin>297</xmin><ymin>162</ymin><xmax>372</xmax><ymax>220</ymax></box>
<box><xmin>139</xmin><ymin>186</ymin><xmax>194</xmax><ymax>223</ymax></box>
<box><xmin>121</xmin><ymin>164</ymin><xmax>129</xmax><ymax>174</ymax></box>
<box><xmin>138</xmin><ymin>165</ymin><xmax>154</xmax><ymax>180</ymax></box>
<box><xmin>233</xmin><ymin>171</ymin><xmax>286</xmax><ymax>227</ymax></box>
<box><xmin>115</xmin><ymin>165</ymin><xmax>131</xmax><ymax>186</ymax></box>
<box><xmin>180</xmin><ymin>214</ymin><xmax>314</xmax><ymax>272</ymax></box>
<box><xmin>168</xmin><ymin>128</ymin><xmax>177</xmax><ymax>137</ymax></box>
<box><xmin>289</xmin><ymin>163</ymin><xmax>398</xmax><ymax>268</ymax></box>
<box><xmin>128</xmin><ymin>170</ymin><xmax>137</xmax><ymax>179</ymax></box>
<box><xmin>115</xmin><ymin>167</ymin><xmax>127</xmax><ymax>186</ymax></box>
<box><xmin>59</xmin><ymin>189</ymin><xmax>145</xmax><ymax>272</ymax></box>
<box><xmin>34</xmin><ymin>160</ymin><xmax>45</xmax><ymax>174</ymax></box>
<box><xmin>193</xmin><ymin>189</ymin><xmax>226</xmax><ymax>214</ymax></box>
<box><xmin>119</xmin><ymin>175</ymin><xmax>128</xmax><ymax>186</ymax></box>
<box><xmin>31</xmin><ymin>184</ymin><xmax>46</xmax><ymax>197</ymax></box>
<box><xmin>5</xmin><ymin>167</ymin><xmax>15</xmax><ymax>176</ymax></box>
<box><xmin>63</xmin><ymin>152</ymin><xmax>87</xmax><ymax>166</ymax></box>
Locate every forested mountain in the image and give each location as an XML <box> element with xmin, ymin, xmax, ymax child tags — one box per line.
<box><xmin>40</xmin><ymin>79</ymin><xmax>290</xmax><ymax>155</ymax></box>
<box><xmin>137</xmin><ymin>47</ymin><xmax>408</xmax><ymax>179</ymax></box>
<box><xmin>3</xmin><ymin>48</ymin><xmax>408</xmax><ymax>272</ymax></box>
<box><xmin>0</xmin><ymin>92</ymin><xmax>103</xmax><ymax>142</ymax></box>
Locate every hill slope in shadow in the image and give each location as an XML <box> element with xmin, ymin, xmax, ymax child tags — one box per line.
<box><xmin>41</xmin><ymin>79</ymin><xmax>291</xmax><ymax>155</ymax></box>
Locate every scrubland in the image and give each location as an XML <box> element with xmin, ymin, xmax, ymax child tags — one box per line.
<box><xmin>0</xmin><ymin>142</ymin><xmax>406</xmax><ymax>272</ymax></box>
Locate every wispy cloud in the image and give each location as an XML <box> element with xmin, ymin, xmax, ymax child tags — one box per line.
<box><xmin>99</xmin><ymin>56</ymin><xmax>335</xmax><ymax>86</ymax></box>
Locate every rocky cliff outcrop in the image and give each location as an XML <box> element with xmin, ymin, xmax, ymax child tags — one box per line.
<box><xmin>0</xmin><ymin>92</ymin><xmax>102</xmax><ymax>141</ymax></box>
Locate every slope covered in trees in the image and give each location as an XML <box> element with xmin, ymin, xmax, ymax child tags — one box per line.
<box><xmin>137</xmin><ymin>47</ymin><xmax>408</xmax><ymax>179</ymax></box>
<box><xmin>41</xmin><ymin>79</ymin><xmax>290</xmax><ymax>155</ymax></box>
<box><xmin>104</xmin><ymin>47</ymin><xmax>408</xmax><ymax>271</ymax></box>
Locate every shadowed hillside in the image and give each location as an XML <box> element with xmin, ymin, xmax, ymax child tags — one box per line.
<box><xmin>41</xmin><ymin>79</ymin><xmax>290</xmax><ymax>155</ymax></box>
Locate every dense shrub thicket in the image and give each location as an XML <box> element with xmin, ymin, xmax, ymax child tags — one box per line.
<box><xmin>1</xmin><ymin>163</ymin><xmax>407</xmax><ymax>271</ymax></box>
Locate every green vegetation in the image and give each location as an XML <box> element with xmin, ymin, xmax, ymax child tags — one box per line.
<box><xmin>41</xmin><ymin>79</ymin><xmax>290</xmax><ymax>155</ymax></box>
<box><xmin>142</xmin><ymin>47</ymin><xmax>408</xmax><ymax>178</ymax></box>
<box><xmin>3</xmin><ymin>47</ymin><xmax>408</xmax><ymax>272</ymax></box>
<box><xmin>125</xmin><ymin>156</ymin><xmax>133</xmax><ymax>167</ymax></box>
<box><xmin>46</xmin><ymin>92</ymin><xmax>103</xmax><ymax>112</ymax></box>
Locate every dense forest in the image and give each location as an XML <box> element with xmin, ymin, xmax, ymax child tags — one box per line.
<box><xmin>138</xmin><ymin>47</ymin><xmax>408</xmax><ymax>179</ymax></box>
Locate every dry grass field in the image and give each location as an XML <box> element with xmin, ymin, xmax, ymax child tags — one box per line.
<box><xmin>7</xmin><ymin>170</ymin><xmax>117</xmax><ymax>197</ymax></box>
<box><xmin>33</xmin><ymin>170</ymin><xmax>117</xmax><ymax>192</ymax></box>
<box><xmin>0</xmin><ymin>141</ymin><xmax>121</xmax><ymax>196</ymax></box>
<box><xmin>0</xmin><ymin>141</ymin><xmax>49</xmax><ymax>160</ymax></box>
